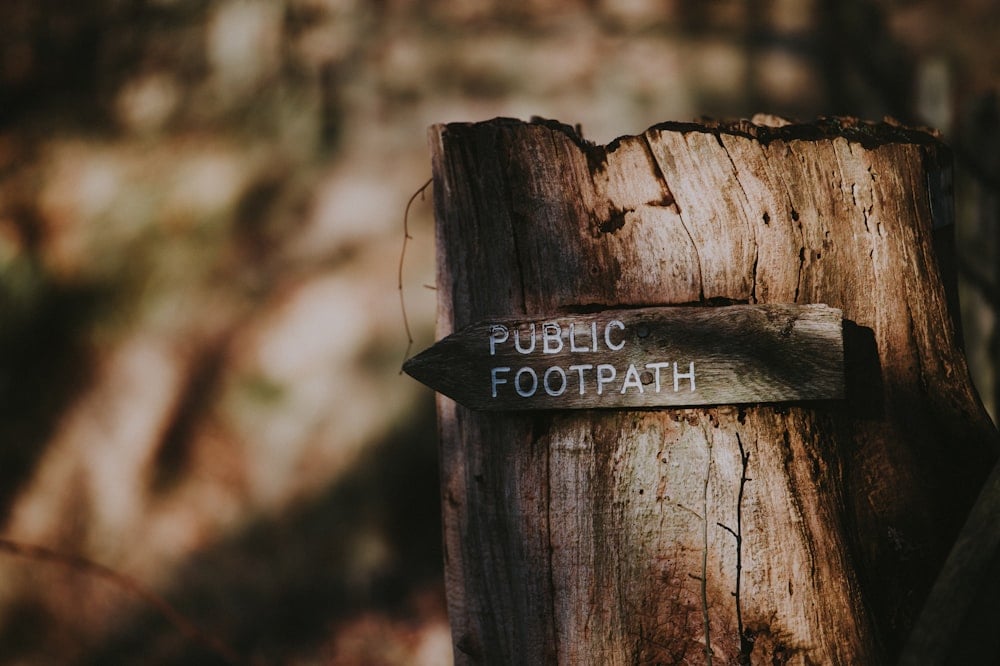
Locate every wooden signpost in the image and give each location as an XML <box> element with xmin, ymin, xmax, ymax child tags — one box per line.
<box><xmin>405</xmin><ymin>304</ymin><xmax>844</xmax><ymax>409</ymax></box>
<box><xmin>421</xmin><ymin>116</ymin><xmax>999</xmax><ymax>664</ymax></box>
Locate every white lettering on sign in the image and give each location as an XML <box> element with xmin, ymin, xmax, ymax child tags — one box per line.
<box><xmin>515</xmin><ymin>367</ymin><xmax>538</xmax><ymax>397</ymax></box>
<box><xmin>569</xmin><ymin>323</ymin><xmax>595</xmax><ymax>352</ymax></box>
<box><xmin>620</xmin><ymin>364</ymin><xmax>644</xmax><ymax>394</ymax></box>
<box><xmin>568</xmin><ymin>364</ymin><xmax>593</xmax><ymax>395</ymax></box>
<box><xmin>514</xmin><ymin>324</ymin><xmax>536</xmax><ymax>354</ymax></box>
<box><xmin>542</xmin><ymin>323</ymin><xmax>563</xmax><ymax>354</ymax></box>
<box><xmin>605</xmin><ymin>320</ymin><xmax>626</xmax><ymax>351</ymax></box>
<box><xmin>674</xmin><ymin>361</ymin><xmax>696</xmax><ymax>392</ymax></box>
<box><xmin>489</xmin><ymin>326</ymin><xmax>508</xmax><ymax>355</ymax></box>
<box><xmin>491</xmin><ymin>366</ymin><xmax>510</xmax><ymax>397</ymax></box>
<box><xmin>543</xmin><ymin>366</ymin><xmax>567</xmax><ymax>396</ymax></box>
<box><xmin>486</xmin><ymin>318</ymin><xmax>697</xmax><ymax>400</ymax></box>
<box><xmin>644</xmin><ymin>362</ymin><xmax>670</xmax><ymax>392</ymax></box>
<box><xmin>596</xmin><ymin>364</ymin><xmax>616</xmax><ymax>395</ymax></box>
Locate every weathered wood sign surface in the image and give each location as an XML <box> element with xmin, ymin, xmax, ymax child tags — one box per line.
<box><xmin>404</xmin><ymin>303</ymin><xmax>843</xmax><ymax>409</ymax></box>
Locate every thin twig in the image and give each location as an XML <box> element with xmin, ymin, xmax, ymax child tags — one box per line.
<box><xmin>716</xmin><ymin>522</ymin><xmax>737</xmax><ymax>539</ymax></box>
<box><xmin>714</xmin><ymin>434</ymin><xmax>752</xmax><ymax>663</ymax></box>
<box><xmin>734</xmin><ymin>434</ymin><xmax>752</xmax><ymax>664</ymax></box>
<box><xmin>0</xmin><ymin>537</ymin><xmax>247</xmax><ymax>665</ymax></box>
<box><xmin>399</xmin><ymin>177</ymin><xmax>433</xmax><ymax>373</ymax></box>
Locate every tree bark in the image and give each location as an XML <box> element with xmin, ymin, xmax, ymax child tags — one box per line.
<box><xmin>427</xmin><ymin>116</ymin><xmax>999</xmax><ymax>664</ymax></box>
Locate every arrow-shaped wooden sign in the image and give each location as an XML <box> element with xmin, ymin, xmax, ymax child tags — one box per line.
<box><xmin>403</xmin><ymin>304</ymin><xmax>844</xmax><ymax>410</ymax></box>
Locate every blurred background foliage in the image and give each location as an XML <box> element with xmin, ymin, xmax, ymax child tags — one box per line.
<box><xmin>0</xmin><ymin>0</ymin><xmax>996</xmax><ymax>664</ymax></box>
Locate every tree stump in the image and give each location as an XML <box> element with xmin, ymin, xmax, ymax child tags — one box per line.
<box><xmin>426</xmin><ymin>116</ymin><xmax>999</xmax><ymax>664</ymax></box>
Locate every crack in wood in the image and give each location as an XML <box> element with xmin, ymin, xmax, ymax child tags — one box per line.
<box><xmin>678</xmin><ymin>210</ymin><xmax>706</xmax><ymax>302</ymax></box>
<box><xmin>794</xmin><ymin>246</ymin><xmax>806</xmax><ymax>303</ymax></box>
<box><xmin>640</xmin><ymin>131</ymin><xmax>676</xmax><ymax>210</ymax></box>
<box><xmin>717</xmin><ymin>136</ymin><xmax>761</xmax><ymax>306</ymax></box>
<box><xmin>496</xmin><ymin>130</ymin><xmax>531</xmax><ymax>314</ymax></box>
<box><xmin>867</xmin><ymin>167</ymin><xmax>886</xmax><ymax>238</ymax></box>
<box><xmin>545</xmin><ymin>428</ymin><xmax>558</xmax><ymax>665</ymax></box>
<box><xmin>717</xmin><ymin>134</ymin><xmax>753</xmax><ymax>212</ymax></box>
<box><xmin>904</xmin><ymin>295</ymin><xmax>930</xmax><ymax>395</ymax></box>
<box><xmin>701</xmin><ymin>430</ymin><xmax>714</xmax><ymax>665</ymax></box>
<box><xmin>509</xmin><ymin>219</ymin><xmax>529</xmax><ymax>313</ymax></box>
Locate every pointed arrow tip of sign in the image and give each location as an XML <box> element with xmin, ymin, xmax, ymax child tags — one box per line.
<box><xmin>402</xmin><ymin>346</ymin><xmax>438</xmax><ymax>384</ymax></box>
<box><xmin>401</xmin><ymin>345</ymin><xmax>474</xmax><ymax>407</ymax></box>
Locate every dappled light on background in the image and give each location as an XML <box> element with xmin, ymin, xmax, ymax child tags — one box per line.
<box><xmin>226</xmin><ymin>271</ymin><xmax>420</xmax><ymax>509</ymax></box>
<box><xmin>300</xmin><ymin>170</ymin><xmax>403</xmax><ymax>252</ymax></box>
<box><xmin>0</xmin><ymin>0</ymin><xmax>997</xmax><ymax>663</ymax></box>
<box><xmin>755</xmin><ymin>48</ymin><xmax>822</xmax><ymax>108</ymax></box>
<box><xmin>116</xmin><ymin>73</ymin><xmax>182</xmax><ymax>135</ymax></box>
<box><xmin>207</xmin><ymin>1</ymin><xmax>283</xmax><ymax>102</ymax></box>
<box><xmin>7</xmin><ymin>335</ymin><xmax>183</xmax><ymax>557</ymax></box>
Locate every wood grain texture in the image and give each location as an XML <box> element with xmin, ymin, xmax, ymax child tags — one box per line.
<box><xmin>404</xmin><ymin>304</ymin><xmax>844</xmax><ymax>409</ymax></box>
<box><xmin>429</xmin><ymin>117</ymin><xmax>999</xmax><ymax>664</ymax></box>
